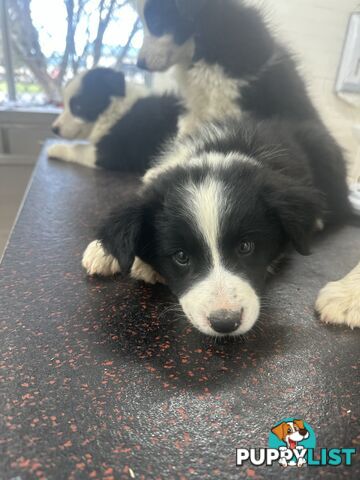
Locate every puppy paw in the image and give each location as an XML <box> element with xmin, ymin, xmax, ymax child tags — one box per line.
<box><xmin>316</xmin><ymin>277</ymin><xmax>360</xmax><ymax>329</ymax></box>
<box><xmin>82</xmin><ymin>240</ymin><xmax>120</xmax><ymax>276</ymax></box>
<box><xmin>47</xmin><ymin>143</ymin><xmax>71</xmax><ymax>161</ymax></box>
<box><xmin>130</xmin><ymin>257</ymin><xmax>165</xmax><ymax>285</ymax></box>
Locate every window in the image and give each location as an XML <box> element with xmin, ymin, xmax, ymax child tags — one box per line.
<box><xmin>0</xmin><ymin>0</ymin><xmax>145</xmax><ymax>108</ymax></box>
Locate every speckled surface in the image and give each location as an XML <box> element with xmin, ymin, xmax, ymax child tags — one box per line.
<box><xmin>0</xmin><ymin>146</ymin><xmax>359</xmax><ymax>480</ymax></box>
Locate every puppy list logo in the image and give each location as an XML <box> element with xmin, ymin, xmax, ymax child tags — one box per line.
<box><xmin>236</xmin><ymin>418</ymin><xmax>356</xmax><ymax>468</ymax></box>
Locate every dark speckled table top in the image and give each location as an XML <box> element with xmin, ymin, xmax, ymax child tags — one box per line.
<box><xmin>0</xmin><ymin>146</ymin><xmax>359</xmax><ymax>480</ymax></box>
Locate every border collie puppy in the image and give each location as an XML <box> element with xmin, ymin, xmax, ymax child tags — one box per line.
<box><xmin>82</xmin><ymin>116</ymin><xmax>353</xmax><ymax>336</ymax></box>
<box><xmin>48</xmin><ymin>68</ymin><xmax>182</xmax><ymax>173</ymax></box>
<box><xmin>136</xmin><ymin>0</ymin><xmax>322</xmax><ymax>136</ymax></box>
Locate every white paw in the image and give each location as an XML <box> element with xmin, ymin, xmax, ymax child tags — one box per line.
<box><xmin>47</xmin><ymin>143</ymin><xmax>70</xmax><ymax>161</ymax></box>
<box><xmin>278</xmin><ymin>458</ymin><xmax>288</xmax><ymax>468</ymax></box>
<box><xmin>130</xmin><ymin>257</ymin><xmax>165</xmax><ymax>285</ymax></box>
<box><xmin>316</xmin><ymin>277</ymin><xmax>360</xmax><ymax>329</ymax></box>
<box><xmin>82</xmin><ymin>240</ymin><xmax>120</xmax><ymax>276</ymax></box>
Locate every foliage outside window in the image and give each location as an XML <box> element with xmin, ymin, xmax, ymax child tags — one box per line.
<box><xmin>0</xmin><ymin>0</ymin><xmax>145</xmax><ymax>108</ymax></box>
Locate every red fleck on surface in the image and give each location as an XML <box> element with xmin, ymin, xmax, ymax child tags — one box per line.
<box><xmin>247</xmin><ymin>468</ymin><xmax>256</xmax><ymax>477</ymax></box>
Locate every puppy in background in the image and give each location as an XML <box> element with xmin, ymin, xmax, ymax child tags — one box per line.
<box><xmin>48</xmin><ymin>67</ymin><xmax>182</xmax><ymax>174</ymax></box>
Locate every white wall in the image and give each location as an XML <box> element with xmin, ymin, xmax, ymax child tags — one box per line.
<box><xmin>249</xmin><ymin>0</ymin><xmax>360</xmax><ymax>182</ymax></box>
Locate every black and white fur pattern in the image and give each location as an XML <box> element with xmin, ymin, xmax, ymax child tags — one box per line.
<box><xmin>134</xmin><ymin>0</ymin><xmax>360</xmax><ymax>331</ymax></box>
<box><xmin>136</xmin><ymin>0</ymin><xmax>321</xmax><ymax>137</ymax></box>
<box><xmin>82</xmin><ymin>116</ymin><xmax>352</xmax><ymax>336</ymax></box>
<box><xmin>48</xmin><ymin>68</ymin><xmax>182</xmax><ymax>173</ymax></box>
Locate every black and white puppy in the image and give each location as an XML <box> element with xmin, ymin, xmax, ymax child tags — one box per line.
<box><xmin>136</xmin><ymin>0</ymin><xmax>321</xmax><ymax>136</ymax></box>
<box><xmin>82</xmin><ymin>116</ymin><xmax>352</xmax><ymax>336</ymax></box>
<box><xmin>48</xmin><ymin>67</ymin><xmax>182</xmax><ymax>173</ymax></box>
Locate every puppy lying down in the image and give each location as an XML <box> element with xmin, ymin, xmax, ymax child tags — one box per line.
<box><xmin>48</xmin><ymin>67</ymin><xmax>182</xmax><ymax>173</ymax></box>
<box><xmin>82</xmin><ymin>115</ymin><xmax>359</xmax><ymax>336</ymax></box>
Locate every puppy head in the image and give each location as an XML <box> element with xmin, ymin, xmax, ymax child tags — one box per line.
<box><xmin>137</xmin><ymin>0</ymin><xmax>208</xmax><ymax>71</ymax></box>
<box><xmin>272</xmin><ymin>420</ymin><xmax>309</xmax><ymax>444</ymax></box>
<box><xmin>102</xmin><ymin>156</ymin><xmax>320</xmax><ymax>337</ymax></box>
<box><xmin>52</xmin><ymin>68</ymin><xmax>126</xmax><ymax>139</ymax></box>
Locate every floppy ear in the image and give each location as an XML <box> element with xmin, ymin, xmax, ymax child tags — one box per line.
<box><xmin>98</xmin><ymin>202</ymin><xmax>144</xmax><ymax>274</ymax></box>
<box><xmin>293</xmin><ymin>419</ymin><xmax>305</xmax><ymax>430</ymax></box>
<box><xmin>271</xmin><ymin>422</ymin><xmax>287</xmax><ymax>441</ymax></box>
<box><xmin>175</xmin><ymin>0</ymin><xmax>208</xmax><ymax>20</ymax></box>
<box><xmin>264</xmin><ymin>174</ymin><xmax>324</xmax><ymax>256</ymax></box>
<box><xmin>103</xmin><ymin>69</ymin><xmax>126</xmax><ymax>97</ymax></box>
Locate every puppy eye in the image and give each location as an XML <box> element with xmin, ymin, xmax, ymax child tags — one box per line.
<box><xmin>70</xmin><ymin>99</ymin><xmax>82</xmax><ymax>115</ymax></box>
<box><xmin>236</xmin><ymin>241</ymin><xmax>255</xmax><ymax>256</ymax></box>
<box><xmin>172</xmin><ymin>250</ymin><xmax>190</xmax><ymax>266</ymax></box>
<box><xmin>288</xmin><ymin>428</ymin><xmax>292</xmax><ymax>433</ymax></box>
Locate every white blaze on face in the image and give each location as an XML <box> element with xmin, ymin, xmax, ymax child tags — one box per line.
<box><xmin>178</xmin><ymin>176</ymin><xmax>260</xmax><ymax>336</ymax></box>
<box><xmin>51</xmin><ymin>72</ymin><xmax>92</xmax><ymax>140</ymax></box>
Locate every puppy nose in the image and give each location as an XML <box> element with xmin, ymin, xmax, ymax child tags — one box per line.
<box><xmin>137</xmin><ymin>57</ymin><xmax>149</xmax><ymax>70</ymax></box>
<box><xmin>52</xmin><ymin>126</ymin><xmax>60</xmax><ymax>135</ymax></box>
<box><xmin>208</xmin><ymin>310</ymin><xmax>242</xmax><ymax>334</ymax></box>
<box><xmin>299</xmin><ymin>429</ymin><xmax>307</xmax><ymax>436</ymax></box>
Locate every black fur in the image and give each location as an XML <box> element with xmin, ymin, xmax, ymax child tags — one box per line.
<box><xmin>96</xmin><ymin>94</ymin><xmax>183</xmax><ymax>172</ymax></box>
<box><xmin>67</xmin><ymin>68</ymin><xmax>183</xmax><ymax>173</ymax></box>
<box><xmin>142</xmin><ymin>0</ymin><xmax>320</xmax><ymax>121</ymax></box>
<box><xmin>70</xmin><ymin>68</ymin><xmax>126</xmax><ymax>122</ymax></box>
<box><xmin>99</xmin><ymin>115</ymin><xmax>351</xmax><ymax>298</ymax></box>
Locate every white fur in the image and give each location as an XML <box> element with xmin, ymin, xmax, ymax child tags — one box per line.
<box><xmin>52</xmin><ymin>73</ymin><xmax>92</xmax><ymax>140</ymax></box>
<box><xmin>143</xmin><ymin>124</ymin><xmax>258</xmax><ymax>185</ymax></box>
<box><xmin>137</xmin><ymin>1</ymin><xmax>245</xmax><ymax>136</ymax></box>
<box><xmin>139</xmin><ymin>32</ymin><xmax>195</xmax><ymax>73</ymax></box>
<box><xmin>47</xmin><ymin>143</ymin><xmax>97</xmax><ymax>168</ymax></box>
<box><xmin>50</xmin><ymin>75</ymin><xmax>148</xmax><ymax>167</ymax></box>
<box><xmin>178</xmin><ymin>177</ymin><xmax>260</xmax><ymax>336</ymax></box>
<box><xmin>88</xmin><ymin>84</ymin><xmax>148</xmax><ymax>144</ymax></box>
<box><xmin>175</xmin><ymin>62</ymin><xmax>246</xmax><ymax>137</ymax></box>
<box><xmin>82</xmin><ymin>240</ymin><xmax>164</xmax><ymax>284</ymax></box>
<box><xmin>137</xmin><ymin>0</ymin><xmax>195</xmax><ymax>72</ymax></box>
<box><xmin>316</xmin><ymin>261</ymin><xmax>360</xmax><ymax>329</ymax></box>
<box><xmin>82</xmin><ymin>240</ymin><xmax>121</xmax><ymax>276</ymax></box>
<box><xmin>131</xmin><ymin>257</ymin><xmax>165</xmax><ymax>285</ymax></box>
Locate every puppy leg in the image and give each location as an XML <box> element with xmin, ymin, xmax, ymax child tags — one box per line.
<box><xmin>82</xmin><ymin>240</ymin><xmax>121</xmax><ymax>276</ymax></box>
<box><xmin>47</xmin><ymin>143</ymin><xmax>97</xmax><ymax>168</ymax></box>
<box><xmin>316</xmin><ymin>261</ymin><xmax>360</xmax><ymax>329</ymax></box>
<box><xmin>82</xmin><ymin>240</ymin><xmax>164</xmax><ymax>284</ymax></box>
<box><xmin>131</xmin><ymin>257</ymin><xmax>166</xmax><ymax>285</ymax></box>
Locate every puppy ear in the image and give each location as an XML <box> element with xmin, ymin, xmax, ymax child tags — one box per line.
<box><xmin>175</xmin><ymin>0</ymin><xmax>207</xmax><ymax>20</ymax></box>
<box><xmin>293</xmin><ymin>419</ymin><xmax>305</xmax><ymax>430</ymax></box>
<box><xmin>271</xmin><ymin>422</ymin><xmax>287</xmax><ymax>441</ymax></box>
<box><xmin>104</xmin><ymin>69</ymin><xmax>126</xmax><ymax>97</ymax></box>
<box><xmin>99</xmin><ymin>202</ymin><xmax>144</xmax><ymax>274</ymax></box>
<box><xmin>264</xmin><ymin>174</ymin><xmax>324</xmax><ymax>256</ymax></box>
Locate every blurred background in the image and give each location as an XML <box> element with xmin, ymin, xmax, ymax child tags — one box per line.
<box><xmin>0</xmin><ymin>0</ymin><xmax>360</xmax><ymax>255</ymax></box>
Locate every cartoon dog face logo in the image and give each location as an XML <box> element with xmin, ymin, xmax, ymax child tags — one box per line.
<box><xmin>271</xmin><ymin>420</ymin><xmax>310</xmax><ymax>467</ymax></box>
<box><xmin>271</xmin><ymin>420</ymin><xmax>309</xmax><ymax>449</ymax></box>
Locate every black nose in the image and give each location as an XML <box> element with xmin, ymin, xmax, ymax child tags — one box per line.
<box><xmin>137</xmin><ymin>57</ymin><xmax>148</xmax><ymax>70</ymax></box>
<box><xmin>299</xmin><ymin>428</ymin><xmax>308</xmax><ymax>436</ymax></box>
<box><xmin>52</xmin><ymin>126</ymin><xmax>60</xmax><ymax>135</ymax></box>
<box><xmin>208</xmin><ymin>310</ymin><xmax>242</xmax><ymax>334</ymax></box>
